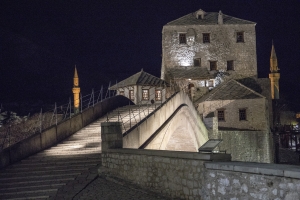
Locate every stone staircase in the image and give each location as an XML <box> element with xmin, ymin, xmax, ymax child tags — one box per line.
<box><xmin>0</xmin><ymin>104</ymin><xmax>156</xmax><ymax>199</ymax></box>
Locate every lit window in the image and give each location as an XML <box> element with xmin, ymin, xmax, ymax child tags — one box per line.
<box><xmin>207</xmin><ymin>80</ymin><xmax>214</xmax><ymax>87</ymax></box>
<box><xmin>203</xmin><ymin>33</ymin><xmax>210</xmax><ymax>43</ymax></box>
<box><xmin>142</xmin><ymin>89</ymin><xmax>149</xmax><ymax>100</ymax></box>
<box><xmin>179</xmin><ymin>33</ymin><xmax>186</xmax><ymax>44</ymax></box>
<box><xmin>227</xmin><ymin>60</ymin><xmax>234</xmax><ymax>71</ymax></box>
<box><xmin>237</xmin><ymin>32</ymin><xmax>244</xmax><ymax>43</ymax></box>
<box><xmin>218</xmin><ymin>110</ymin><xmax>225</xmax><ymax>121</ymax></box>
<box><xmin>239</xmin><ymin>109</ymin><xmax>247</xmax><ymax>120</ymax></box>
<box><xmin>194</xmin><ymin>58</ymin><xmax>201</xmax><ymax>67</ymax></box>
<box><xmin>119</xmin><ymin>91</ymin><xmax>124</xmax><ymax>96</ymax></box>
<box><xmin>155</xmin><ymin>90</ymin><xmax>162</xmax><ymax>101</ymax></box>
<box><xmin>129</xmin><ymin>90</ymin><xmax>134</xmax><ymax>101</ymax></box>
<box><xmin>210</xmin><ymin>61</ymin><xmax>217</xmax><ymax>71</ymax></box>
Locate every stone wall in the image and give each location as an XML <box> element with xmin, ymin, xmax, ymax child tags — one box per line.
<box><xmin>100</xmin><ymin>149</ymin><xmax>300</xmax><ymax>200</ymax></box>
<box><xmin>198</xmin><ymin>98</ymin><xmax>269</xmax><ymax>131</ymax></box>
<box><xmin>218</xmin><ymin>130</ymin><xmax>273</xmax><ymax>163</ymax></box>
<box><xmin>161</xmin><ymin>23</ymin><xmax>257</xmax><ymax>79</ymax></box>
<box><xmin>204</xmin><ymin>162</ymin><xmax>300</xmax><ymax>200</ymax></box>
<box><xmin>100</xmin><ymin>149</ymin><xmax>231</xmax><ymax>199</ymax></box>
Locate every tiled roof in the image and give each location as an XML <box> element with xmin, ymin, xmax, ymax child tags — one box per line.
<box><xmin>195</xmin><ymin>79</ymin><xmax>264</xmax><ymax>104</ymax></box>
<box><xmin>166</xmin><ymin>67</ymin><xmax>215</xmax><ymax>80</ymax></box>
<box><xmin>166</xmin><ymin>11</ymin><xmax>256</xmax><ymax>26</ymax></box>
<box><xmin>109</xmin><ymin>69</ymin><xmax>167</xmax><ymax>90</ymax></box>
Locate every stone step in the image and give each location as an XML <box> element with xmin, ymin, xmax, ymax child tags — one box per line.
<box><xmin>0</xmin><ymin>172</ymin><xmax>81</xmax><ymax>182</ymax></box>
<box><xmin>0</xmin><ymin>189</ymin><xmax>57</xmax><ymax>200</ymax></box>
<box><xmin>3</xmin><ymin>163</ymin><xmax>97</xmax><ymax>172</ymax></box>
<box><xmin>0</xmin><ymin>168</ymin><xmax>88</xmax><ymax>178</ymax></box>
<box><xmin>0</xmin><ymin>178</ymin><xmax>74</xmax><ymax>188</ymax></box>
<box><xmin>19</xmin><ymin>158</ymin><xmax>101</xmax><ymax>165</ymax></box>
<box><xmin>0</xmin><ymin>183</ymin><xmax>65</xmax><ymax>193</ymax></box>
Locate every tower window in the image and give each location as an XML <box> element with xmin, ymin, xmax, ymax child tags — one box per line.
<box><xmin>203</xmin><ymin>33</ymin><xmax>210</xmax><ymax>43</ymax></box>
<box><xmin>194</xmin><ymin>58</ymin><xmax>201</xmax><ymax>67</ymax></box>
<box><xmin>239</xmin><ymin>109</ymin><xmax>247</xmax><ymax>120</ymax></box>
<box><xmin>129</xmin><ymin>90</ymin><xmax>134</xmax><ymax>101</ymax></box>
<box><xmin>155</xmin><ymin>90</ymin><xmax>162</xmax><ymax>101</ymax></box>
<box><xmin>218</xmin><ymin>110</ymin><xmax>225</xmax><ymax>121</ymax></box>
<box><xmin>237</xmin><ymin>32</ymin><xmax>244</xmax><ymax>43</ymax></box>
<box><xmin>227</xmin><ymin>60</ymin><xmax>234</xmax><ymax>70</ymax></box>
<box><xmin>142</xmin><ymin>89</ymin><xmax>149</xmax><ymax>100</ymax></box>
<box><xmin>210</xmin><ymin>61</ymin><xmax>217</xmax><ymax>71</ymax></box>
<box><xmin>179</xmin><ymin>33</ymin><xmax>187</xmax><ymax>44</ymax></box>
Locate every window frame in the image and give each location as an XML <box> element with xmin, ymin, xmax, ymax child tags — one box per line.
<box><xmin>203</xmin><ymin>33</ymin><xmax>210</xmax><ymax>43</ymax></box>
<box><xmin>179</xmin><ymin>33</ymin><xmax>187</xmax><ymax>44</ymax></box>
<box><xmin>236</xmin><ymin>32</ymin><xmax>244</xmax><ymax>43</ymax></box>
<box><xmin>194</xmin><ymin>58</ymin><xmax>201</xmax><ymax>67</ymax></box>
<box><xmin>217</xmin><ymin>110</ymin><xmax>225</xmax><ymax>121</ymax></box>
<box><xmin>142</xmin><ymin>89</ymin><xmax>149</xmax><ymax>100</ymax></box>
<box><xmin>119</xmin><ymin>90</ymin><xmax>124</xmax><ymax>96</ymax></box>
<box><xmin>155</xmin><ymin>89</ymin><xmax>162</xmax><ymax>101</ymax></box>
<box><xmin>227</xmin><ymin>60</ymin><xmax>234</xmax><ymax>71</ymax></box>
<box><xmin>239</xmin><ymin>108</ymin><xmax>247</xmax><ymax>121</ymax></box>
<box><xmin>129</xmin><ymin>90</ymin><xmax>134</xmax><ymax>101</ymax></box>
<box><xmin>209</xmin><ymin>61</ymin><xmax>217</xmax><ymax>71</ymax></box>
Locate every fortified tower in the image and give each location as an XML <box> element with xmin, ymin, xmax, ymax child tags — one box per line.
<box><xmin>72</xmin><ymin>66</ymin><xmax>80</xmax><ymax>114</ymax></box>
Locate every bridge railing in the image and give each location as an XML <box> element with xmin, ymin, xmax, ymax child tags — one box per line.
<box><xmin>0</xmin><ymin>86</ymin><xmax>115</xmax><ymax>151</ymax></box>
<box><xmin>106</xmin><ymin>81</ymin><xmax>181</xmax><ymax>132</ymax></box>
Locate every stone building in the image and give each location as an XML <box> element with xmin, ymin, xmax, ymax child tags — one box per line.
<box><xmin>109</xmin><ymin>69</ymin><xmax>167</xmax><ymax>105</ymax></box>
<box><xmin>161</xmin><ymin>9</ymin><xmax>257</xmax><ymax>98</ymax></box>
<box><xmin>161</xmin><ymin>9</ymin><xmax>275</xmax><ymax>163</ymax></box>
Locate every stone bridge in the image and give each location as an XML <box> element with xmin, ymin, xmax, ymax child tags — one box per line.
<box><xmin>121</xmin><ymin>91</ymin><xmax>208</xmax><ymax>152</ymax></box>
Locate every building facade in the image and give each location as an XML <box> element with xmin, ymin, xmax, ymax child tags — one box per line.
<box><xmin>161</xmin><ymin>9</ymin><xmax>274</xmax><ymax>163</ymax></box>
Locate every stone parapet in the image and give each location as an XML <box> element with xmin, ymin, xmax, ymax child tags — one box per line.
<box><xmin>100</xmin><ymin>148</ymin><xmax>230</xmax><ymax>199</ymax></box>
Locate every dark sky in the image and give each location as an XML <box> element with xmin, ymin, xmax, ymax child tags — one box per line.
<box><xmin>0</xmin><ymin>0</ymin><xmax>300</xmax><ymax>107</ymax></box>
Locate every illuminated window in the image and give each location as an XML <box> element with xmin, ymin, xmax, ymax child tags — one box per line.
<box><xmin>218</xmin><ymin>110</ymin><xmax>225</xmax><ymax>121</ymax></box>
<box><xmin>155</xmin><ymin>90</ymin><xmax>162</xmax><ymax>101</ymax></box>
<box><xmin>239</xmin><ymin>109</ymin><xmax>247</xmax><ymax>120</ymax></box>
<box><xmin>227</xmin><ymin>60</ymin><xmax>234</xmax><ymax>70</ymax></box>
<box><xmin>129</xmin><ymin>90</ymin><xmax>134</xmax><ymax>101</ymax></box>
<box><xmin>142</xmin><ymin>89</ymin><xmax>149</xmax><ymax>100</ymax></box>
<box><xmin>119</xmin><ymin>91</ymin><xmax>124</xmax><ymax>96</ymax></box>
<box><xmin>203</xmin><ymin>33</ymin><xmax>210</xmax><ymax>43</ymax></box>
<box><xmin>194</xmin><ymin>58</ymin><xmax>201</xmax><ymax>67</ymax></box>
<box><xmin>210</xmin><ymin>61</ymin><xmax>217</xmax><ymax>71</ymax></box>
<box><xmin>179</xmin><ymin>33</ymin><xmax>186</xmax><ymax>44</ymax></box>
<box><xmin>237</xmin><ymin>32</ymin><xmax>244</xmax><ymax>43</ymax></box>
<box><xmin>207</xmin><ymin>80</ymin><xmax>214</xmax><ymax>87</ymax></box>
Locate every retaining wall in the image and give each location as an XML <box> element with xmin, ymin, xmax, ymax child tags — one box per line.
<box><xmin>100</xmin><ymin>149</ymin><xmax>300</xmax><ymax>200</ymax></box>
<box><xmin>0</xmin><ymin>95</ymin><xmax>132</xmax><ymax>169</ymax></box>
<box><xmin>100</xmin><ymin>149</ymin><xmax>231</xmax><ymax>199</ymax></box>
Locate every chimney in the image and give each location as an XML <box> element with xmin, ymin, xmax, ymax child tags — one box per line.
<box><xmin>218</xmin><ymin>10</ymin><xmax>223</xmax><ymax>25</ymax></box>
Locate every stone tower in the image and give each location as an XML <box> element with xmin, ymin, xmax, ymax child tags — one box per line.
<box><xmin>72</xmin><ymin>66</ymin><xmax>80</xmax><ymax>114</ymax></box>
<box><xmin>269</xmin><ymin>42</ymin><xmax>280</xmax><ymax>99</ymax></box>
<box><xmin>161</xmin><ymin>9</ymin><xmax>257</xmax><ymax>83</ymax></box>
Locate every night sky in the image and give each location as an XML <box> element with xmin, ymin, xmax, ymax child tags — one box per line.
<box><xmin>0</xmin><ymin>1</ymin><xmax>300</xmax><ymax>109</ymax></box>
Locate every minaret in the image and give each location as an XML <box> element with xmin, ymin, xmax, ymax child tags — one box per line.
<box><xmin>72</xmin><ymin>66</ymin><xmax>80</xmax><ymax>114</ymax></box>
<box><xmin>269</xmin><ymin>42</ymin><xmax>280</xmax><ymax>99</ymax></box>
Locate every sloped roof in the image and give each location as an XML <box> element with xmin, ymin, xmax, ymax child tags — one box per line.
<box><xmin>166</xmin><ymin>67</ymin><xmax>215</xmax><ymax>80</ymax></box>
<box><xmin>109</xmin><ymin>70</ymin><xmax>167</xmax><ymax>90</ymax></box>
<box><xmin>166</xmin><ymin>11</ymin><xmax>256</xmax><ymax>26</ymax></box>
<box><xmin>195</xmin><ymin>79</ymin><xmax>265</xmax><ymax>104</ymax></box>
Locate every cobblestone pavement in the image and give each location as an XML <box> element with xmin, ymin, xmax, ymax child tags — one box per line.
<box><xmin>73</xmin><ymin>176</ymin><xmax>169</xmax><ymax>200</ymax></box>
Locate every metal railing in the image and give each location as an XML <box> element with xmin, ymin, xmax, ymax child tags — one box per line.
<box><xmin>106</xmin><ymin>81</ymin><xmax>181</xmax><ymax>133</ymax></box>
<box><xmin>0</xmin><ymin>86</ymin><xmax>115</xmax><ymax>151</ymax></box>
